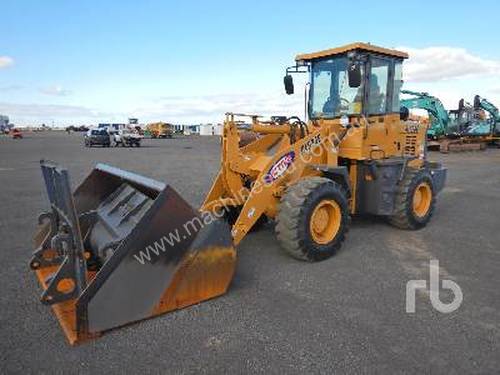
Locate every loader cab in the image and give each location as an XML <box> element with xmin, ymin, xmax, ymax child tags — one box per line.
<box><xmin>289</xmin><ymin>43</ymin><xmax>408</xmax><ymax>120</ymax></box>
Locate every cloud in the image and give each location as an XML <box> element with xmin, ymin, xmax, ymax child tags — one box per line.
<box><xmin>0</xmin><ymin>56</ymin><xmax>14</xmax><ymax>69</ymax></box>
<box><xmin>488</xmin><ymin>87</ymin><xmax>500</xmax><ymax>95</ymax></box>
<box><xmin>0</xmin><ymin>102</ymin><xmax>97</xmax><ymax>117</ymax></box>
<box><xmin>399</xmin><ymin>46</ymin><xmax>500</xmax><ymax>82</ymax></box>
<box><xmin>0</xmin><ymin>91</ymin><xmax>303</xmax><ymax>126</ymax></box>
<box><xmin>39</xmin><ymin>85</ymin><xmax>72</xmax><ymax>96</ymax></box>
<box><xmin>134</xmin><ymin>92</ymin><xmax>305</xmax><ymax>123</ymax></box>
<box><xmin>0</xmin><ymin>102</ymin><xmax>122</xmax><ymax>125</ymax></box>
<box><xmin>5</xmin><ymin>45</ymin><xmax>498</xmax><ymax>126</ymax></box>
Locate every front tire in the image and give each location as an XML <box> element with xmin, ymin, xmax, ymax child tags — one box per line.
<box><xmin>388</xmin><ymin>168</ymin><xmax>435</xmax><ymax>230</ymax></box>
<box><xmin>276</xmin><ymin>177</ymin><xmax>350</xmax><ymax>262</ymax></box>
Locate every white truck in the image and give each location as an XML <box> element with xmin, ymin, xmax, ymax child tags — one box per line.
<box><xmin>112</xmin><ymin>128</ymin><xmax>143</xmax><ymax>147</ymax></box>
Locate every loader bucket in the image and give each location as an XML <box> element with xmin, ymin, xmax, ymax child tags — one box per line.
<box><xmin>31</xmin><ymin>160</ymin><xmax>236</xmax><ymax>345</ymax></box>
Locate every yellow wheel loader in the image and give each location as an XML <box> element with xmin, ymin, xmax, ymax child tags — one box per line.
<box><xmin>30</xmin><ymin>43</ymin><xmax>446</xmax><ymax>344</ymax></box>
<box><xmin>146</xmin><ymin>122</ymin><xmax>174</xmax><ymax>138</ymax></box>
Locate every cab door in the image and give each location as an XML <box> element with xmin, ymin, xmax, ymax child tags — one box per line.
<box><xmin>364</xmin><ymin>56</ymin><xmax>404</xmax><ymax>158</ymax></box>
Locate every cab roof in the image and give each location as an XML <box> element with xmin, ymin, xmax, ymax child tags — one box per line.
<box><xmin>295</xmin><ymin>42</ymin><xmax>409</xmax><ymax>62</ymax></box>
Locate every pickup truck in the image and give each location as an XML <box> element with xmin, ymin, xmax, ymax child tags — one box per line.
<box><xmin>113</xmin><ymin>129</ymin><xmax>143</xmax><ymax>147</ymax></box>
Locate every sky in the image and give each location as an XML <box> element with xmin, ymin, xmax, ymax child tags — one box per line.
<box><xmin>1</xmin><ymin>0</ymin><xmax>500</xmax><ymax>126</ymax></box>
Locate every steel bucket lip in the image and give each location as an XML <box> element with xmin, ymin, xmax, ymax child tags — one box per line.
<box><xmin>94</xmin><ymin>163</ymin><xmax>166</xmax><ymax>192</ymax></box>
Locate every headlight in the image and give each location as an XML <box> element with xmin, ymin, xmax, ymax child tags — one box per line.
<box><xmin>340</xmin><ymin>115</ymin><xmax>349</xmax><ymax>128</ymax></box>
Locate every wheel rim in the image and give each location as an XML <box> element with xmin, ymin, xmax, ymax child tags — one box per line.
<box><xmin>309</xmin><ymin>199</ymin><xmax>341</xmax><ymax>245</ymax></box>
<box><xmin>413</xmin><ymin>182</ymin><xmax>432</xmax><ymax>217</ymax></box>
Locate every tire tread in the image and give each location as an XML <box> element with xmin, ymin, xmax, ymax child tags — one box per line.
<box><xmin>276</xmin><ymin>177</ymin><xmax>349</xmax><ymax>261</ymax></box>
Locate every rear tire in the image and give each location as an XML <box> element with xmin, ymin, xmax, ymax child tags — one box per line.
<box><xmin>276</xmin><ymin>177</ymin><xmax>350</xmax><ymax>262</ymax></box>
<box><xmin>388</xmin><ymin>168</ymin><xmax>435</xmax><ymax>230</ymax></box>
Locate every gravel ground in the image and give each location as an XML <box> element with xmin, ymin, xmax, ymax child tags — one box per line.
<box><xmin>1</xmin><ymin>131</ymin><xmax>499</xmax><ymax>374</ymax></box>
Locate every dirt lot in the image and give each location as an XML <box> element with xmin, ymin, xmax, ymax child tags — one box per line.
<box><xmin>1</xmin><ymin>131</ymin><xmax>499</xmax><ymax>374</ymax></box>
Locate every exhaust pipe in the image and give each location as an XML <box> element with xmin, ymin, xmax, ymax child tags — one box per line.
<box><xmin>31</xmin><ymin>160</ymin><xmax>236</xmax><ymax>344</ymax></box>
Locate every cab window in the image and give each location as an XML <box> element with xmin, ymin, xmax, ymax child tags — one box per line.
<box><xmin>309</xmin><ymin>57</ymin><xmax>364</xmax><ymax>118</ymax></box>
<box><xmin>368</xmin><ymin>58</ymin><xmax>389</xmax><ymax>115</ymax></box>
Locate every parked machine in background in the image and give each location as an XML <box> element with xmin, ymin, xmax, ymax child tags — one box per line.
<box><xmin>127</xmin><ymin>118</ymin><xmax>145</xmax><ymax>135</ymax></box>
<box><xmin>401</xmin><ymin>90</ymin><xmax>499</xmax><ymax>152</ymax></box>
<box><xmin>445</xmin><ymin>97</ymin><xmax>499</xmax><ymax>148</ymax></box>
<box><xmin>400</xmin><ymin>90</ymin><xmax>449</xmax><ymax>139</ymax></box>
<box><xmin>146</xmin><ymin>122</ymin><xmax>174</xmax><ymax>138</ymax></box>
<box><xmin>467</xmin><ymin>95</ymin><xmax>500</xmax><ymax>138</ymax></box>
<box><xmin>11</xmin><ymin>128</ymin><xmax>23</xmax><ymax>139</ymax></box>
<box><xmin>0</xmin><ymin>114</ymin><xmax>13</xmax><ymax>134</ymax></box>
<box><xmin>30</xmin><ymin>43</ymin><xmax>446</xmax><ymax>345</ymax></box>
<box><xmin>446</xmin><ymin>99</ymin><xmax>475</xmax><ymax>134</ymax></box>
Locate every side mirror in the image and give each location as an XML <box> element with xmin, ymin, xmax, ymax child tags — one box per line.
<box><xmin>400</xmin><ymin>106</ymin><xmax>410</xmax><ymax>121</ymax></box>
<box><xmin>348</xmin><ymin>62</ymin><xmax>362</xmax><ymax>88</ymax></box>
<box><xmin>284</xmin><ymin>75</ymin><xmax>294</xmax><ymax>95</ymax></box>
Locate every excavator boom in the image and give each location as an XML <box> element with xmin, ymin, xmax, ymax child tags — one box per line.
<box><xmin>401</xmin><ymin>90</ymin><xmax>450</xmax><ymax>138</ymax></box>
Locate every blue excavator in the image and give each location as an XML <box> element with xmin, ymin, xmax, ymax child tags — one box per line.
<box><xmin>467</xmin><ymin>95</ymin><xmax>500</xmax><ymax>137</ymax></box>
<box><xmin>446</xmin><ymin>98</ymin><xmax>475</xmax><ymax>135</ymax></box>
<box><xmin>446</xmin><ymin>97</ymin><xmax>488</xmax><ymax>136</ymax></box>
<box><xmin>400</xmin><ymin>90</ymin><xmax>450</xmax><ymax>139</ymax></box>
<box><xmin>401</xmin><ymin>90</ymin><xmax>499</xmax><ymax>151</ymax></box>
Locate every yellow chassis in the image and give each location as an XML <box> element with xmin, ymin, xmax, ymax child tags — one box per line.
<box><xmin>201</xmin><ymin>113</ymin><xmax>427</xmax><ymax>245</ymax></box>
